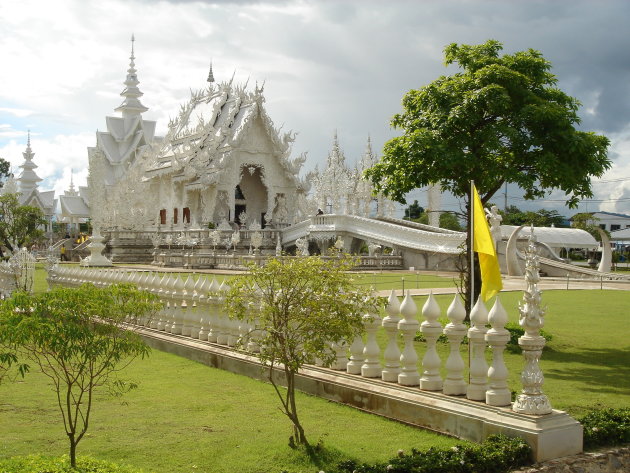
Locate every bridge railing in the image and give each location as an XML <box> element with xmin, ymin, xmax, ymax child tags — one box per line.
<box><xmin>47</xmin><ymin>265</ymin><xmax>534</xmax><ymax>410</ymax></box>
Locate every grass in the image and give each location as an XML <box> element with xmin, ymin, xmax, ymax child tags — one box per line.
<box><xmin>0</xmin><ymin>350</ymin><xmax>459</xmax><ymax>473</ymax></box>
<box><xmin>414</xmin><ymin>290</ymin><xmax>630</xmax><ymax>416</ymax></box>
<box><xmin>15</xmin><ymin>263</ymin><xmax>630</xmax><ymax>470</ymax></box>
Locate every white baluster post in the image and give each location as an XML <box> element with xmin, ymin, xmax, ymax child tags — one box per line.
<box><xmin>442</xmin><ymin>294</ymin><xmax>467</xmax><ymax>395</ymax></box>
<box><xmin>398</xmin><ymin>290</ymin><xmax>420</xmax><ymax>386</ymax></box>
<box><xmin>467</xmin><ymin>297</ymin><xmax>489</xmax><ymax>401</ymax></box>
<box><xmin>381</xmin><ymin>289</ymin><xmax>401</xmax><ymax>382</ymax></box>
<box><xmin>420</xmin><ymin>292</ymin><xmax>443</xmax><ymax>391</ymax></box>
<box><xmin>361</xmin><ymin>311</ymin><xmax>382</xmax><ymax>378</ymax></box>
<box><xmin>485</xmin><ymin>296</ymin><xmax>511</xmax><ymax>406</ymax></box>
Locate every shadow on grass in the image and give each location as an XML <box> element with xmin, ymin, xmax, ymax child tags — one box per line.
<box><xmin>542</xmin><ymin>345</ymin><xmax>630</xmax><ymax>395</ymax></box>
<box><xmin>291</xmin><ymin>441</ymin><xmax>350</xmax><ymax>472</ymax></box>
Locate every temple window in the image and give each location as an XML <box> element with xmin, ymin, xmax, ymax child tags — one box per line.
<box><xmin>159</xmin><ymin>209</ymin><xmax>166</xmax><ymax>225</ymax></box>
<box><xmin>183</xmin><ymin>207</ymin><xmax>191</xmax><ymax>224</ymax></box>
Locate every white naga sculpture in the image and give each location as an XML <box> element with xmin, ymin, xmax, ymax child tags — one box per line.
<box><xmin>485</xmin><ymin>205</ymin><xmax>503</xmax><ymax>250</ymax></box>
<box><xmin>295</xmin><ymin>237</ymin><xmax>309</xmax><ymax>256</ymax></box>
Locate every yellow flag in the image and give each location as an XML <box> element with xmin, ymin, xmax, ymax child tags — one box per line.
<box><xmin>472</xmin><ymin>185</ymin><xmax>502</xmax><ymax>301</ymax></box>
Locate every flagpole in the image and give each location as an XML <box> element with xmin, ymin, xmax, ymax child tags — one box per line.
<box><xmin>470</xmin><ymin>180</ymin><xmax>475</xmax><ymax>312</ymax></box>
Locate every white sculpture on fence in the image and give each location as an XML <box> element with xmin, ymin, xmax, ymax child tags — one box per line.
<box><xmin>513</xmin><ymin>229</ymin><xmax>552</xmax><ymax>415</ymax></box>
<box><xmin>485</xmin><ymin>205</ymin><xmax>503</xmax><ymax>250</ymax></box>
<box><xmin>295</xmin><ymin>237</ymin><xmax>309</xmax><ymax>256</ymax></box>
<box><xmin>8</xmin><ymin>247</ymin><xmax>36</xmax><ymax>293</ymax></box>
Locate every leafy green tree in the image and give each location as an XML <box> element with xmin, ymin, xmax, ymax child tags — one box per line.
<box><xmin>411</xmin><ymin>211</ymin><xmax>463</xmax><ymax>231</ymax></box>
<box><xmin>225</xmin><ymin>257</ymin><xmax>379</xmax><ymax>448</ymax></box>
<box><xmin>0</xmin><ymin>283</ymin><xmax>160</xmax><ymax>467</ymax></box>
<box><xmin>0</xmin><ymin>193</ymin><xmax>46</xmax><ymax>256</ymax></box>
<box><xmin>365</xmin><ymin>40</ymin><xmax>610</xmax><ymax>310</ymax></box>
<box><xmin>404</xmin><ymin>200</ymin><xmax>424</xmax><ymax>220</ymax></box>
<box><xmin>438</xmin><ymin>212</ymin><xmax>464</xmax><ymax>231</ymax></box>
<box><xmin>500</xmin><ymin>206</ymin><xmax>566</xmax><ymax>227</ymax></box>
<box><xmin>571</xmin><ymin>212</ymin><xmax>606</xmax><ymax>241</ymax></box>
<box><xmin>0</xmin><ymin>157</ymin><xmax>11</xmax><ymax>187</ymax></box>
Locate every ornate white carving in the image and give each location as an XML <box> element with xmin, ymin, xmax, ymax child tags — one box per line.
<box><xmin>513</xmin><ymin>229</ymin><xmax>552</xmax><ymax>415</ymax></box>
<box><xmin>295</xmin><ymin>237</ymin><xmax>309</xmax><ymax>256</ymax></box>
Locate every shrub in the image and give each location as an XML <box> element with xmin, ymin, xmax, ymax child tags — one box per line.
<box><xmin>0</xmin><ymin>455</ymin><xmax>149</xmax><ymax>473</ymax></box>
<box><xmin>334</xmin><ymin>434</ymin><xmax>532</xmax><ymax>473</ymax></box>
<box><xmin>580</xmin><ymin>407</ymin><xmax>630</xmax><ymax>449</ymax></box>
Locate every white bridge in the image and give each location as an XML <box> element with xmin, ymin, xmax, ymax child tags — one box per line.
<box><xmin>283</xmin><ymin>214</ymin><xmax>465</xmax><ymax>270</ymax></box>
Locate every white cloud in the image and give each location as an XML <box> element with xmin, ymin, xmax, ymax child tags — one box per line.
<box><xmin>0</xmin><ymin>0</ymin><xmax>629</xmax><ymax>217</ymax></box>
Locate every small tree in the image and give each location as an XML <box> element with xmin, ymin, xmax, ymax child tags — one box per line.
<box><xmin>404</xmin><ymin>200</ymin><xmax>424</xmax><ymax>220</ymax></box>
<box><xmin>225</xmin><ymin>256</ymin><xmax>379</xmax><ymax>448</ymax></box>
<box><xmin>0</xmin><ymin>283</ymin><xmax>160</xmax><ymax>467</ymax></box>
<box><xmin>0</xmin><ymin>157</ymin><xmax>11</xmax><ymax>187</ymax></box>
<box><xmin>0</xmin><ymin>193</ymin><xmax>46</xmax><ymax>256</ymax></box>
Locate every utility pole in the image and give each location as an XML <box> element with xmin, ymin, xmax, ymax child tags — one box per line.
<box><xmin>504</xmin><ymin>182</ymin><xmax>508</xmax><ymax>211</ymax></box>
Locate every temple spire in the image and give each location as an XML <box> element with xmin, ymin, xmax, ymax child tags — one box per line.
<box><xmin>17</xmin><ymin>132</ymin><xmax>42</xmax><ymax>201</ymax></box>
<box><xmin>207</xmin><ymin>61</ymin><xmax>215</xmax><ymax>83</ymax></box>
<box><xmin>66</xmin><ymin>169</ymin><xmax>78</xmax><ymax>196</ymax></box>
<box><xmin>115</xmin><ymin>34</ymin><xmax>149</xmax><ymax>118</ymax></box>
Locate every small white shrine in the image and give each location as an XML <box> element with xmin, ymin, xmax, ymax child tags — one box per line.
<box><xmin>13</xmin><ymin>133</ymin><xmax>56</xmax><ymax>234</ymax></box>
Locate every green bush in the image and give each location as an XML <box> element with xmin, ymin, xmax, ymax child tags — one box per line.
<box><xmin>580</xmin><ymin>408</ymin><xmax>630</xmax><ymax>449</ymax></box>
<box><xmin>414</xmin><ymin>322</ymin><xmax>552</xmax><ymax>354</ymax></box>
<box><xmin>334</xmin><ymin>434</ymin><xmax>532</xmax><ymax>473</ymax></box>
<box><xmin>0</xmin><ymin>455</ymin><xmax>150</xmax><ymax>473</ymax></box>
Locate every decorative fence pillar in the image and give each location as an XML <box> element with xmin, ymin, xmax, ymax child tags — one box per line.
<box><xmin>467</xmin><ymin>297</ymin><xmax>489</xmax><ymax>401</ymax></box>
<box><xmin>381</xmin><ymin>290</ymin><xmax>401</xmax><ymax>382</ymax></box>
<box><xmin>513</xmin><ymin>231</ymin><xmax>552</xmax><ymax>415</ymax></box>
<box><xmin>346</xmin><ymin>333</ymin><xmax>364</xmax><ymax>375</ymax></box>
<box><xmin>442</xmin><ymin>295</ymin><xmax>467</xmax><ymax>396</ymax></box>
<box><xmin>485</xmin><ymin>297</ymin><xmax>511</xmax><ymax>407</ymax></box>
<box><xmin>361</xmin><ymin>311</ymin><xmax>382</xmax><ymax>378</ymax></box>
<box><xmin>206</xmin><ymin>279</ymin><xmax>221</xmax><ymax>343</ymax></box>
<box><xmin>420</xmin><ymin>292</ymin><xmax>443</xmax><ymax>391</ymax></box>
<box><xmin>398</xmin><ymin>290</ymin><xmax>420</xmax><ymax>386</ymax></box>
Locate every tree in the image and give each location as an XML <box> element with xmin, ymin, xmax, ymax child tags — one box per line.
<box><xmin>365</xmin><ymin>40</ymin><xmax>610</xmax><ymax>310</ymax></box>
<box><xmin>224</xmin><ymin>257</ymin><xmax>379</xmax><ymax>448</ymax></box>
<box><xmin>0</xmin><ymin>157</ymin><xmax>11</xmax><ymax>187</ymax></box>
<box><xmin>404</xmin><ymin>200</ymin><xmax>424</xmax><ymax>220</ymax></box>
<box><xmin>0</xmin><ymin>283</ymin><xmax>160</xmax><ymax>467</ymax></box>
<box><xmin>0</xmin><ymin>193</ymin><xmax>46</xmax><ymax>256</ymax></box>
<box><xmin>570</xmin><ymin>212</ymin><xmax>606</xmax><ymax>241</ymax></box>
<box><xmin>410</xmin><ymin>211</ymin><xmax>463</xmax><ymax>231</ymax></box>
<box><xmin>500</xmin><ymin>206</ymin><xmax>566</xmax><ymax>227</ymax></box>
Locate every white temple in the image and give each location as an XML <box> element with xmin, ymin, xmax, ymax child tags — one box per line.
<box><xmin>14</xmin><ymin>133</ymin><xmax>56</xmax><ymax>234</ymax></box>
<box><xmin>88</xmin><ymin>37</ymin><xmax>318</xmax><ymax>234</ymax></box>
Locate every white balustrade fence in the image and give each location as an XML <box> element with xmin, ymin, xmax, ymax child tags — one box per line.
<box><xmin>47</xmin><ymin>265</ymin><xmax>542</xmax><ymax>411</ymax></box>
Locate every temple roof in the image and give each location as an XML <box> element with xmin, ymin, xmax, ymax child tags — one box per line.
<box><xmin>501</xmin><ymin>225</ymin><xmax>599</xmax><ymax>249</ymax></box>
<box><xmin>143</xmin><ymin>77</ymin><xmax>305</xmax><ymax>188</ymax></box>
<box><xmin>59</xmin><ymin>194</ymin><xmax>90</xmax><ymax>219</ymax></box>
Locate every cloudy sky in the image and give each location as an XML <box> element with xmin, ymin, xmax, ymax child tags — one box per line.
<box><xmin>1</xmin><ymin>0</ymin><xmax>630</xmax><ymax>218</ymax></box>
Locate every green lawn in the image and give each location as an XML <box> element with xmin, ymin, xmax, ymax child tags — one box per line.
<box><xmin>0</xmin><ymin>350</ymin><xmax>459</xmax><ymax>473</ymax></box>
<box><xmin>422</xmin><ymin>291</ymin><xmax>630</xmax><ymax>416</ymax></box>
<box><xmin>14</xmin><ymin>265</ymin><xmax>630</xmax><ymax>471</ymax></box>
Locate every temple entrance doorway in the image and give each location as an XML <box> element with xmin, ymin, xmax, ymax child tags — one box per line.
<box><xmin>236</xmin><ymin>165</ymin><xmax>268</xmax><ymax>228</ymax></box>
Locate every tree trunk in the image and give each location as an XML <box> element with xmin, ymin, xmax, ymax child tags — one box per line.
<box><xmin>69</xmin><ymin>436</ymin><xmax>77</xmax><ymax>468</ymax></box>
<box><xmin>286</xmin><ymin>370</ymin><xmax>309</xmax><ymax>447</ymax></box>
